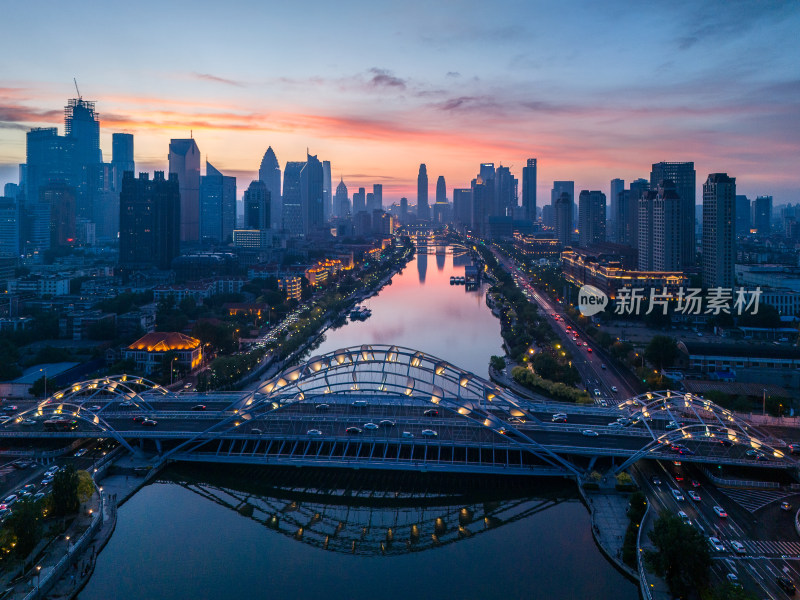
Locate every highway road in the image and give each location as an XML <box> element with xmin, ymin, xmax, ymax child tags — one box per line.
<box><xmin>491</xmin><ymin>247</ymin><xmax>636</xmax><ymax>403</ymax></box>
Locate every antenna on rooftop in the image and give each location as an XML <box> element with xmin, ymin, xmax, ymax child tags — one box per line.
<box><xmin>73</xmin><ymin>78</ymin><xmax>81</xmax><ymax>100</ymax></box>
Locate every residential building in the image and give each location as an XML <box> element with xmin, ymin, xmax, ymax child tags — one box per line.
<box><xmin>650</xmin><ymin>162</ymin><xmax>695</xmax><ymax>267</ymax></box>
<box><xmin>578</xmin><ymin>190</ymin><xmax>606</xmax><ymax>248</ymax></box>
<box><xmin>522</xmin><ymin>158</ymin><xmax>537</xmax><ymax>222</ymax></box>
<box><xmin>652</xmin><ymin>180</ymin><xmax>683</xmax><ymax>272</ymax></box>
<box><xmin>553</xmin><ymin>191</ymin><xmax>572</xmax><ymax>246</ymax></box>
<box><xmin>278</xmin><ymin>276</ymin><xmax>302</xmax><ymax>301</ymax></box>
<box><xmin>752</xmin><ymin>195</ymin><xmax>772</xmax><ymax>235</ymax></box>
<box><xmin>735</xmin><ymin>195</ymin><xmax>751</xmax><ymax>235</ymax></box>
<box><xmin>702</xmin><ymin>173</ymin><xmax>736</xmax><ymax>289</ymax></box>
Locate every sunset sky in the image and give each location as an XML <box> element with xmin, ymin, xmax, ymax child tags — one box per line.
<box><xmin>1</xmin><ymin>0</ymin><xmax>799</xmax><ymax>204</ymax></box>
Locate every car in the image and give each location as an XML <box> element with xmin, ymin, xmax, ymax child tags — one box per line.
<box><xmin>601</xmin><ymin>364</ymin><xmax>606</xmax><ymax>369</ymax></box>
<box><xmin>6</xmin><ymin>405</ymin><xmax>17</xmax><ymax>411</ymax></box>
<box><xmin>781</xmin><ymin>502</ymin><xmax>792</xmax><ymax>511</ymax></box>
<box><xmin>708</xmin><ymin>537</ymin><xmax>725</xmax><ymax>552</ymax></box>
<box><xmin>45</xmin><ymin>466</ymin><xmax>59</xmax><ymax>477</ymax></box>
<box><xmin>726</xmin><ymin>573</ymin><xmax>739</xmax><ymax>584</ymax></box>
<box><xmin>2</xmin><ymin>495</ymin><xmax>17</xmax><ymax>506</ymax></box>
<box><xmin>593</xmin><ymin>389</ymin><xmax>601</xmax><ymax>397</ymax></box>
<box><xmin>508</xmin><ymin>417</ymin><xmax>525</xmax><ymax>424</ymax></box>
<box><xmin>401</xmin><ymin>431</ymin><xmax>414</xmax><ymax>439</ymax></box>
<box><xmin>690</xmin><ymin>479</ymin><xmax>700</xmax><ymax>487</ymax></box>
<box><xmin>611</xmin><ymin>386</ymin><xmax>618</xmax><ymax>393</ymax></box>
<box><xmin>587</xmin><ymin>348</ymin><xmax>592</xmax><ymax>352</ymax></box>
<box><xmin>184</xmin><ymin>383</ymin><xmax>192</xmax><ymax>389</ymax></box>
<box><xmin>745</xmin><ymin>448</ymin><xmax>759</xmax><ymax>457</ymax></box>
<box><xmin>88</xmin><ymin>405</ymin><xmax>102</xmax><ymax>411</ymax></box>
<box><xmin>581</xmin><ymin>429</ymin><xmax>599</xmax><ymax>437</ymax></box>
<box><xmin>191</xmin><ymin>405</ymin><xmax>207</xmax><ymax>411</ymax></box>
<box><xmin>730</xmin><ymin>540</ymin><xmax>746</xmax><ymax>554</ymax></box>
<box><xmin>351</xmin><ymin>400</ymin><xmax>368</xmax><ymax>408</ymax></box>
<box><xmin>250</xmin><ymin>428</ymin><xmax>263</xmax><ymax>435</ymax></box>
<box><xmin>133</xmin><ymin>415</ymin><xmax>146</xmax><ymax>423</ymax></box>
<box><xmin>598</xmin><ymin>399</ymin><xmax>608</xmax><ymax>407</ymax></box>
<box><xmin>552</xmin><ymin>415</ymin><xmax>567</xmax><ymax>423</ymax></box>
<box><xmin>33</xmin><ymin>492</ymin><xmax>46</xmax><ymax>502</ymax></box>
<box><xmin>674</xmin><ymin>472</ymin><xmax>684</xmax><ymax>481</ymax></box>
<box><xmin>666</xmin><ymin>421</ymin><xmax>680</xmax><ymax>430</ymax></box>
<box><xmin>423</xmin><ymin>409</ymin><xmax>439</xmax><ymax>417</ymax></box>
<box><xmin>120</xmin><ymin>400</ymin><xmax>133</xmax><ymax>407</ymax></box>
<box><xmin>678</xmin><ymin>510</ymin><xmax>691</xmax><ymax>525</ymax></box>
<box><xmin>713</xmin><ymin>506</ymin><xmax>728</xmax><ymax>518</ymax></box>
<box><xmin>74</xmin><ymin>448</ymin><xmax>87</xmax><ymax>457</ymax></box>
<box><xmin>306</xmin><ymin>429</ymin><xmax>323</xmax><ymax>436</ymax></box>
<box><xmin>671</xmin><ymin>488</ymin><xmax>684</xmax><ymax>501</ymax></box>
<box><xmin>40</xmin><ymin>478</ymin><xmax>52</xmax><ymax>487</ymax></box>
<box><xmin>379</xmin><ymin>420</ymin><xmax>396</xmax><ymax>427</ymax></box>
<box><xmin>20</xmin><ymin>484</ymin><xmax>35</xmax><ymax>493</ymax></box>
<box><xmin>363</xmin><ymin>422</ymin><xmax>379</xmax><ymax>430</ymax></box>
<box><xmin>777</xmin><ymin>575</ymin><xmax>796</xmax><ymax>594</ymax></box>
<box><xmin>608</xmin><ymin>421</ymin><xmax>624</xmax><ymax>428</ymax></box>
<box><xmin>718</xmin><ymin>438</ymin><xmax>733</xmax><ymax>447</ymax></box>
<box><xmin>687</xmin><ymin>490</ymin><xmax>700</xmax><ymax>501</ymax></box>
<box><xmin>345</xmin><ymin>426</ymin><xmax>362</xmax><ymax>435</ymax></box>
<box><xmin>789</xmin><ymin>443</ymin><xmax>800</xmax><ymax>455</ymax></box>
<box><xmin>141</xmin><ymin>419</ymin><xmax>157</xmax><ymax>426</ymax></box>
<box><xmin>21</xmin><ymin>419</ymin><xmax>37</xmax><ymax>427</ymax></box>
<box><xmin>421</xmin><ymin>429</ymin><xmax>438</xmax><ymax>437</ymax></box>
<box><xmin>315</xmin><ymin>403</ymin><xmax>330</xmax><ymax>411</ymax></box>
<box><xmin>651</xmin><ymin>477</ymin><xmax>662</xmax><ymax>485</ymax></box>
<box><xmin>672</xmin><ymin>460</ymin><xmax>682</xmax><ymax>466</ymax></box>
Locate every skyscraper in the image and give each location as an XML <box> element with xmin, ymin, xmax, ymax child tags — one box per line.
<box><xmin>200</xmin><ymin>161</ymin><xmax>237</xmax><ymax>243</ymax></box>
<box><xmin>551</xmin><ymin>181</ymin><xmax>574</xmax><ymax>229</ymax></box>
<box><xmin>453</xmin><ymin>188</ymin><xmax>472</xmax><ymax>227</ymax></box>
<box><xmin>735</xmin><ymin>195</ymin><xmax>751</xmax><ymax>235</ymax></box>
<box><xmin>373</xmin><ymin>184</ymin><xmax>383</xmax><ymax>210</ymax></box>
<box><xmin>609</xmin><ymin>178</ymin><xmax>624</xmax><ymax>236</ymax></box>
<box><xmin>399</xmin><ymin>197</ymin><xmax>408</xmax><ymax>223</ymax></box>
<box><xmin>637</xmin><ymin>190</ymin><xmax>657</xmax><ymax>270</ymax></box>
<box><xmin>334</xmin><ymin>178</ymin><xmax>349</xmax><ymax>218</ymax></box>
<box><xmin>243</xmin><ymin>180</ymin><xmax>270</xmax><ymax>231</ymax></box>
<box><xmin>617</xmin><ymin>178</ymin><xmax>649</xmax><ymax>248</ymax></box>
<box><xmin>702</xmin><ymin>173</ymin><xmax>736</xmax><ymax>289</ymax></box>
<box><xmin>366</xmin><ymin>192</ymin><xmax>376</xmax><ymax>213</ymax></box>
<box><xmin>522</xmin><ymin>158</ymin><xmax>537</xmax><ymax>222</ymax></box>
<box><xmin>168</xmin><ymin>138</ymin><xmax>201</xmax><ymax>242</ymax></box>
<box><xmin>258</xmin><ymin>147</ymin><xmax>282</xmax><ymax>230</ymax></box>
<box><xmin>353</xmin><ymin>187</ymin><xmax>366</xmax><ymax>214</ymax></box>
<box><xmin>301</xmin><ymin>153</ymin><xmax>324</xmax><ymax>234</ymax></box>
<box><xmin>111</xmin><ymin>133</ymin><xmax>134</xmax><ymax>193</ymax></box>
<box><xmin>119</xmin><ymin>171</ymin><xmax>180</xmax><ymax>269</ymax></box>
<box><xmin>652</xmin><ymin>181</ymin><xmax>682</xmax><ymax>271</ymax></box>
<box><xmin>0</xmin><ymin>196</ymin><xmax>20</xmax><ymax>256</ymax></box>
<box><xmin>282</xmin><ymin>161</ymin><xmax>304</xmax><ymax>236</ymax></box>
<box><xmin>65</xmin><ymin>96</ymin><xmax>104</xmax><ymax>222</ymax></box>
<box><xmin>578</xmin><ymin>190</ymin><xmax>606</xmax><ymax>247</ymax></box>
<box><xmin>752</xmin><ymin>195</ymin><xmax>772</xmax><ymax>234</ymax></box>
<box><xmin>435</xmin><ymin>176</ymin><xmax>446</xmax><ymax>204</ymax></box>
<box><xmin>554</xmin><ymin>192</ymin><xmax>572</xmax><ymax>246</ymax></box>
<box><xmin>471</xmin><ymin>176</ymin><xmax>489</xmax><ymax>237</ymax></box>
<box><xmin>41</xmin><ymin>182</ymin><xmax>76</xmax><ymax>249</ymax></box>
<box><xmin>417</xmin><ymin>164</ymin><xmax>429</xmax><ymax>220</ymax></box>
<box><xmin>651</xmin><ymin>162</ymin><xmax>696</xmax><ymax>266</ymax></box>
<box><xmin>494</xmin><ymin>166</ymin><xmax>517</xmax><ymax>217</ymax></box>
<box><xmin>322</xmin><ymin>160</ymin><xmax>332</xmax><ymax>222</ymax></box>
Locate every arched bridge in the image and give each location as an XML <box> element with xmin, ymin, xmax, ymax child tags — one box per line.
<box><xmin>0</xmin><ymin>346</ymin><xmax>796</xmax><ymax>478</ymax></box>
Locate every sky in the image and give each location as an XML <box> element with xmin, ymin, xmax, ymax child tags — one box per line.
<box><xmin>1</xmin><ymin>0</ymin><xmax>799</xmax><ymax>204</ymax></box>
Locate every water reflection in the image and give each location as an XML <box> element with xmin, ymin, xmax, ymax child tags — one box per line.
<box><xmin>163</xmin><ymin>466</ymin><xmax>572</xmax><ymax>557</ymax></box>
<box><xmin>416</xmin><ymin>250</ymin><xmax>427</xmax><ymax>283</ymax></box>
<box><xmin>435</xmin><ymin>245</ymin><xmax>446</xmax><ymax>271</ymax></box>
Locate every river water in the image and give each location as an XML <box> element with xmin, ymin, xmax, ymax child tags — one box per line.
<box><xmin>79</xmin><ymin>240</ymin><xmax>638</xmax><ymax>600</ymax></box>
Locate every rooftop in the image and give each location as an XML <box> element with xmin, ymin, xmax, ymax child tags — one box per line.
<box><xmin>127</xmin><ymin>332</ymin><xmax>200</xmax><ymax>352</ymax></box>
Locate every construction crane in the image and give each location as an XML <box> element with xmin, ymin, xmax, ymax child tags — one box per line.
<box><xmin>73</xmin><ymin>78</ymin><xmax>81</xmax><ymax>100</ymax></box>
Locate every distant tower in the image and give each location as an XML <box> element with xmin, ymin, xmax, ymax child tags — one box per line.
<box><xmin>417</xmin><ymin>164</ymin><xmax>429</xmax><ymax>220</ymax></box>
<box><xmin>578</xmin><ymin>190</ymin><xmax>606</xmax><ymax>248</ymax></box>
<box><xmin>494</xmin><ymin>166</ymin><xmax>517</xmax><ymax>217</ymax></box>
<box><xmin>471</xmin><ymin>176</ymin><xmax>489</xmax><ymax>237</ymax></box>
<box><xmin>258</xmin><ymin>147</ymin><xmax>282</xmax><ymax>230</ymax></box>
<box><xmin>453</xmin><ymin>188</ymin><xmax>472</xmax><ymax>227</ymax></box>
<box><xmin>168</xmin><ymin>138</ymin><xmax>201</xmax><ymax>242</ymax></box>
<box><xmin>301</xmin><ymin>152</ymin><xmax>324</xmax><ymax>234</ymax></box>
<box><xmin>372</xmin><ymin>184</ymin><xmax>383</xmax><ymax>211</ymax></box>
<box><xmin>335</xmin><ymin>178</ymin><xmax>349</xmax><ymax>218</ymax></box>
<box><xmin>752</xmin><ymin>195</ymin><xmax>772</xmax><ymax>234</ymax></box>
<box><xmin>702</xmin><ymin>173</ymin><xmax>736</xmax><ymax>288</ymax></box>
<box><xmin>522</xmin><ymin>158</ymin><xmax>537</xmax><ymax>221</ymax></box>
<box><xmin>554</xmin><ymin>192</ymin><xmax>572</xmax><ymax>246</ymax></box>
<box><xmin>436</xmin><ymin>176</ymin><xmax>446</xmax><ymax>203</ymax></box>
<box><xmin>399</xmin><ymin>197</ymin><xmax>408</xmax><ymax>223</ymax></box>
<box><xmin>353</xmin><ymin>187</ymin><xmax>366</xmax><ymax>214</ymax></box>
<box><xmin>551</xmin><ymin>181</ymin><xmax>574</xmax><ymax>229</ymax></box>
<box><xmin>652</xmin><ymin>180</ymin><xmax>682</xmax><ymax>271</ymax></box>
<box><xmin>111</xmin><ymin>133</ymin><xmax>134</xmax><ymax>193</ymax></box>
<box><xmin>609</xmin><ymin>178</ymin><xmax>624</xmax><ymax>236</ymax></box>
<box><xmin>322</xmin><ymin>160</ymin><xmax>332</xmax><ymax>222</ymax></box>
<box><xmin>200</xmin><ymin>161</ymin><xmax>237</xmax><ymax>243</ymax></box>
<box><xmin>650</xmin><ymin>162</ymin><xmax>695</xmax><ymax>266</ymax></box>
<box><xmin>735</xmin><ymin>195</ymin><xmax>750</xmax><ymax>235</ymax></box>
<box><xmin>282</xmin><ymin>161</ymin><xmax>304</xmax><ymax>236</ymax></box>
<box><xmin>244</xmin><ymin>180</ymin><xmax>270</xmax><ymax>230</ymax></box>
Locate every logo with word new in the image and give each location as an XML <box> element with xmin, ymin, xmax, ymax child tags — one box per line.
<box><xmin>578</xmin><ymin>285</ymin><xmax>608</xmax><ymax>316</ymax></box>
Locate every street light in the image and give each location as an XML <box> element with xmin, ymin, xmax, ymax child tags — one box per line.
<box><xmin>39</xmin><ymin>367</ymin><xmax>47</xmax><ymax>399</ymax></box>
<box><xmin>170</xmin><ymin>356</ymin><xmax>178</xmax><ymax>385</ymax></box>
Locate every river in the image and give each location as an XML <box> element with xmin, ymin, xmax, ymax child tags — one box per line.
<box><xmin>78</xmin><ymin>239</ymin><xmax>639</xmax><ymax>600</ymax></box>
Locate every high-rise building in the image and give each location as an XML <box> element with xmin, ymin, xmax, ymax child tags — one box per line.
<box><xmin>65</xmin><ymin>97</ymin><xmax>101</xmax><ymax>166</ymax></box>
<box><xmin>471</xmin><ymin>177</ymin><xmax>489</xmax><ymax>237</ymax></box>
<box><xmin>111</xmin><ymin>133</ymin><xmax>134</xmax><ymax>193</ymax></box>
<box><xmin>651</xmin><ymin>162</ymin><xmax>695</xmax><ymax>266</ymax></box>
<box><xmin>453</xmin><ymin>188</ymin><xmax>471</xmax><ymax>227</ymax></box>
<box><xmin>25</xmin><ymin>127</ymin><xmax>76</xmax><ymax>206</ymax></box>
<box><xmin>435</xmin><ymin>176</ymin><xmax>446</xmax><ymax>204</ymax></box>
<box><xmin>334</xmin><ymin>178</ymin><xmax>349</xmax><ymax>218</ymax></box>
<box><xmin>282</xmin><ymin>161</ymin><xmax>304</xmax><ymax>236</ymax></box>
<box><xmin>301</xmin><ymin>153</ymin><xmax>324</xmax><ymax>234</ymax></box>
<box><xmin>522</xmin><ymin>158</ymin><xmax>537</xmax><ymax>222</ymax></box>
<box><xmin>40</xmin><ymin>182</ymin><xmax>76</xmax><ymax>249</ymax></box>
<box><xmin>554</xmin><ymin>192</ymin><xmax>572</xmax><ymax>246</ymax></box>
<box><xmin>353</xmin><ymin>187</ymin><xmax>366</xmax><ymax>214</ymax></box>
<box><xmin>752</xmin><ymin>195</ymin><xmax>772</xmax><ymax>234</ymax></box>
<box><xmin>609</xmin><ymin>178</ymin><xmax>624</xmax><ymax>237</ymax></box>
<box><xmin>578</xmin><ymin>190</ymin><xmax>606</xmax><ymax>248</ymax></box>
<box><xmin>551</xmin><ymin>181</ymin><xmax>574</xmax><ymax>229</ymax></box>
<box><xmin>243</xmin><ymin>180</ymin><xmax>270</xmax><ymax>231</ymax></box>
<box><xmin>200</xmin><ymin>161</ymin><xmax>237</xmax><ymax>243</ymax></box>
<box><xmin>258</xmin><ymin>147</ymin><xmax>282</xmax><ymax>230</ymax></box>
<box><xmin>652</xmin><ymin>181</ymin><xmax>682</xmax><ymax>271</ymax></box>
<box><xmin>168</xmin><ymin>138</ymin><xmax>201</xmax><ymax>242</ymax></box>
<box><xmin>702</xmin><ymin>173</ymin><xmax>736</xmax><ymax>289</ymax></box>
<box><xmin>618</xmin><ymin>178</ymin><xmax>649</xmax><ymax>248</ymax></box>
<box><xmin>735</xmin><ymin>195</ymin><xmax>751</xmax><ymax>235</ymax></box>
<box><xmin>322</xmin><ymin>160</ymin><xmax>332</xmax><ymax>222</ymax></box>
<box><xmin>399</xmin><ymin>197</ymin><xmax>408</xmax><ymax>223</ymax></box>
<box><xmin>119</xmin><ymin>171</ymin><xmax>180</xmax><ymax>269</ymax></box>
<box><xmin>637</xmin><ymin>190</ymin><xmax>657</xmax><ymax>270</ymax></box>
<box><xmin>494</xmin><ymin>166</ymin><xmax>517</xmax><ymax>217</ymax></box>
<box><xmin>417</xmin><ymin>164</ymin><xmax>429</xmax><ymax>220</ymax></box>
<box><xmin>542</xmin><ymin>204</ymin><xmax>554</xmax><ymax>227</ymax></box>
<box><xmin>373</xmin><ymin>184</ymin><xmax>383</xmax><ymax>211</ymax></box>
<box><xmin>0</xmin><ymin>196</ymin><xmax>20</xmax><ymax>256</ymax></box>
<box><xmin>366</xmin><ymin>192</ymin><xmax>376</xmax><ymax>213</ymax></box>
<box><xmin>480</xmin><ymin>163</ymin><xmax>495</xmax><ymax>183</ymax></box>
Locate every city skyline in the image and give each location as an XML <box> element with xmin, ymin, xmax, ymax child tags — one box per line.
<box><xmin>1</xmin><ymin>1</ymin><xmax>799</xmax><ymax>203</ymax></box>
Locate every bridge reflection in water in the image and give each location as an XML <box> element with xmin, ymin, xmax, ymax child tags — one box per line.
<box><xmin>163</xmin><ymin>465</ymin><xmax>572</xmax><ymax>557</ymax></box>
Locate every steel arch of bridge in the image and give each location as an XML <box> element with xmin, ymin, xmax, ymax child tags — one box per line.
<box><xmin>612</xmin><ymin>390</ymin><xmax>789</xmax><ymax>473</ymax></box>
<box><xmin>9</xmin><ymin>375</ymin><xmax>177</xmax><ymax>453</ymax></box>
<box><xmin>166</xmin><ymin>345</ymin><xmax>582</xmax><ymax>476</ymax></box>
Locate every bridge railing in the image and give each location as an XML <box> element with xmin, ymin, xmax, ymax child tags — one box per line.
<box><xmin>637</xmin><ymin>503</ymin><xmax>653</xmax><ymax>600</ymax></box>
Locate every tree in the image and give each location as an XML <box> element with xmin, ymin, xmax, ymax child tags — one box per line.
<box><xmin>646</xmin><ymin>513</ymin><xmax>711</xmax><ymax>598</ymax></box>
<box><xmin>51</xmin><ymin>464</ymin><xmax>80</xmax><ymax>516</ymax></box>
<box><xmin>738</xmin><ymin>303</ymin><xmax>782</xmax><ymax>329</ymax></box>
<box><xmin>28</xmin><ymin>376</ymin><xmax>56</xmax><ymax>398</ymax></box>
<box><xmin>76</xmin><ymin>470</ymin><xmax>95</xmax><ymax>504</ymax></box>
<box><xmin>490</xmin><ymin>355</ymin><xmax>506</xmax><ymax>372</ymax></box>
<box><xmin>6</xmin><ymin>498</ymin><xmax>43</xmax><ymax>558</ymax></box>
<box><xmin>645</xmin><ymin>335</ymin><xmax>679</xmax><ymax>370</ymax></box>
